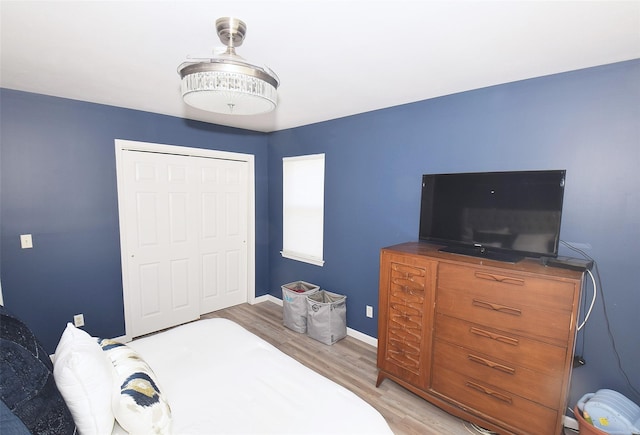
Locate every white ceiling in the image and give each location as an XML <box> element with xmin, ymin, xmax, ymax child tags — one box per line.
<box><xmin>1</xmin><ymin>1</ymin><xmax>639</xmax><ymax>133</ymax></box>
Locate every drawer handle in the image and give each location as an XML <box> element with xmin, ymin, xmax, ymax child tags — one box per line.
<box><xmin>472</xmin><ymin>299</ymin><xmax>522</xmax><ymax>316</ymax></box>
<box><xmin>391</xmin><ymin>313</ymin><xmax>421</xmax><ymax>325</ymax></box>
<box><xmin>392</xmin><ymin>263</ymin><xmax>425</xmax><ymax>278</ymax></box>
<box><xmin>392</xmin><ymin>278</ymin><xmax>424</xmax><ymax>290</ymax></box>
<box><xmin>389</xmin><ymin>303</ymin><xmax>421</xmax><ymax>317</ymax></box>
<box><xmin>465</xmin><ymin>381</ymin><xmax>513</xmax><ymax>404</ymax></box>
<box><xmin>470</xmin><ymin>327</ymin><xmax>519</xmax><ymax>346</ymax></box>
<box><xmin>474</xmin><ymin>271</ymin><xmax>524</xmax><ymax>286</ymax></box>
<box><xmin>467</xmin><ymin>354</ymin><xmax>516</xmax><ymax>375</ymax></box>
<box><xmin>391</xmin><ymin>279</ymin><xmax>425</xmax><ymax>294</ymax></box>
<box><xmin>401</xmin><ymin>285</ymin><xmax>421</xmax><ymax>296</ymax></box>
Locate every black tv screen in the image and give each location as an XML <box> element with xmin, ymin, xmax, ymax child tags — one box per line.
<box><xmin>419</xmin><ymin>170</ymin><xmax>566</xmax><ymax>262</ymax></box>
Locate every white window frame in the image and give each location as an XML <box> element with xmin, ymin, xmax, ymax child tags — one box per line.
<box><xmin>281</xmin><ymin>153</ymin><xmax>325</xmax><ymax>266</ymax></box>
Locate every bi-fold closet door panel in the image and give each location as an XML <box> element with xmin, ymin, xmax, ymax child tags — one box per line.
<box><xmin>122</xmin><ymin>150</ymin><xmax>248</xmax><ymax>338</ymax></box>
<box><xmin>197</xmin><ymin>157</ymin><xmax>248</xmax><ymax>314</ymax></box>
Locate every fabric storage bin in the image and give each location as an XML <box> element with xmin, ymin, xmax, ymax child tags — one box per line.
<box><xmin>306</xmin><ymin>290</ymin><xmax>347</xmax><ymax>345</ymax></box>
<box><xmin>282</xmin><ymin>281</ymin><xmax>320</xmax><ymax>333</ymax></box>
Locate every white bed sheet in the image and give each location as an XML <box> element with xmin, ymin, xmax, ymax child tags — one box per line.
<box><xmin>116</xmin><ymin>318</ymin><xmax>392</xmax><ymax>434</ymax></box>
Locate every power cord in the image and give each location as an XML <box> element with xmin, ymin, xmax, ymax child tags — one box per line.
<box><xmin>560</xmin><ymin>241</ymin><xmax>640</xmax><ymax>400</ymax></box>
<box><xmin>577</xmin><ymin>269</ymin><xmax>596</xmax><ymax>331</ymax></box>
<box><xmin>577</xmin><ymin>272</ymin><xmax>588</xmax><ymax>360</ymax></box>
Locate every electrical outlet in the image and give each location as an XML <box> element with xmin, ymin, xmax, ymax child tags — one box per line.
<box><xmin>366</xmin><ymin>305</ymin><xmax>374</xmax><ymax>318</ymax></box>
<box><xmin>73</xmin><ymin>314</ymin><xmax>85</xmax><ymax>327</ymax></box>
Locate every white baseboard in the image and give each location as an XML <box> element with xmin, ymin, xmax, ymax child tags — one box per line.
<box><xmin>257</xmin><ymin>294</ymin><xmax>282</xmax><ymax>306</ymax></box>
<box><xmin>260</xmin><ymin>296</ymin><xmax>378</xmax><ymax>348</ymax></box>
<box><xmin>347</xmin><ymin>327</ymin><xmax>378</xmax><ymax>347</ymax></box>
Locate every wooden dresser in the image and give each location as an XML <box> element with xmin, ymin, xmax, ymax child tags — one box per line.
<box><xmin>376</xmin><ymin>242</ymin><xmax>584</xmax><ymax>435</ymax></box>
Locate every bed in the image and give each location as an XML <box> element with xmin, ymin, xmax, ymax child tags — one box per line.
<box><xmin>0</xmin><ymin>305</ymin><xmax>393</xmax><ymax>434</ymax></box>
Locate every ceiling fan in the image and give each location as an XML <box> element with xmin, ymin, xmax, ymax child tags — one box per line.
<box><xmin>177</xmin><ymin>17</ymin><xmax>280</xmax><ymax>116</ymax></box>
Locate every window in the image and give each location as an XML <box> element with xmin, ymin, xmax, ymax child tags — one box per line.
<box><xmin>281</xmin><ymin>154</ymin><xmax>325</xmax><ymax>266</ymax></box>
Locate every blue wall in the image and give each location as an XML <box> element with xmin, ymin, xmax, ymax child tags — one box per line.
<box><xmin>268</xmin><ymin>60</ymin><xmax>640</xmax><ymax>406</ymax></box>
<box><xmin>1</xmin><ymin>59</ymin><xmax>638</xmax><ymax>409</ymax></box>
<box><xmin>0</xmin><ymin>90</ymin><xmax>271</xmax><ymax>352</ymax></box>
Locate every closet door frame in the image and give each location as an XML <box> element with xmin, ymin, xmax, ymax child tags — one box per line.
<box><xmin>114</xmin><ymin>139</ymin><xmax>256</xmax><ymax>342</ymax></box>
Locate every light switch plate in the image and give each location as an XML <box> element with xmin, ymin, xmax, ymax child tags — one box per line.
<box><xmin>20</xmin><ymin>234</ymin><xmax>33</xmax><ymax>249</ymax></box>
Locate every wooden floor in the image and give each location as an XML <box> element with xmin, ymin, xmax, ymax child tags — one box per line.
<box><xmin>202</xmin><ymin>300</ymin><xmax>486</xmax><ymax>435</ymax></box>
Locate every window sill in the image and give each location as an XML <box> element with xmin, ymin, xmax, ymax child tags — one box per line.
<box><xmin>280</xmin><ymin>251</ymin><xmax>325</xmax><ymax>267</ymax></box>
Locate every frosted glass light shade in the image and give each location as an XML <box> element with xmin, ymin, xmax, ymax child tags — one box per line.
<box><xmin>181</xmin><ymin>69</ymin><xmax>277</xmax><ymax>115</ymax></box>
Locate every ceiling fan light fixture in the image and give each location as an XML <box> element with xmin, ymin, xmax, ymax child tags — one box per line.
<box><xmin>178</xmin><ymin>17</ymin><xmax>279</xmax><ymax>116</ymax></box>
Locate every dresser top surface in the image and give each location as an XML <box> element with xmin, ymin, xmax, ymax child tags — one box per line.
<box><xmin>382</xmin><ymin>241</ymin><xmax>584</xmax><ymax>280</ymax></box>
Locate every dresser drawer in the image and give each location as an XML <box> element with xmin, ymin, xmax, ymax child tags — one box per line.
<box><xmin>390</xmin><ymin>261</ymin><xmax>427</xmax><ymax>293</ymax></box>
<box><xmin>435</xmin><ymin>314</ymin><xmax>566</xmax><ymax>376</ymax></box>
<box><xmin>438</xmin><ymin>262</ymin><xmax>576</xmax><ymax>312</ymax></box>
<box><xmin>437</xmin><ymin>284</ymin><xmax>573</xmax><ymax>345</ymax></box>
<box><xmin>388</xmin><ymin>260</ymin><xmax>428</xmax><ymax>355</ymax></box>
<box><xmin>379</xmin><ymin>258</ymin><xmax>431</xmax><ymax>383</ymax></box>
<box><xmin>432</xmin><ymin>338</ymin><xmax>562</xmax><ymax>409</ymax></box>
<box><xmin>389</xmin><ymin>262</ymin><xmax>426</xmax><ymax>325</ymax></box>
<box><xmin>431</xmin><ymin>364</ymin><xmax>558</xmax><ymax>435</ymax></box>
<box><xmin>385</xmin><ymin>290</ymin><xmax>424</xmax><ymax>374</ymax></box>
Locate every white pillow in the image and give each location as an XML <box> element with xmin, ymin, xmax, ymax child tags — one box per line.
<box><xmin>99</xmin><ymin>339</ymin><xmax>172</xmax><ymax>435</ymax></box>
<box><xmin>53</xmin><ymin>323</ymin><xmax>115</xmax><ymax>435</ymax></box>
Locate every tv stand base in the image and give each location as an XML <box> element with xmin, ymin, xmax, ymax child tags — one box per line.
<box><xmin>438</xmin><ymin>245</ymin><xmax>524</xmax><ymax>263</ymax></box>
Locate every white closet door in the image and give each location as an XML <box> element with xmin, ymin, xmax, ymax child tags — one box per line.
<box><xmin>123</xmin><ymin>151</ymin><xmax>200</xmax><ymax>337</ymax></box>
<box><xmin>120</xmin><ymin>147</ymin><xmax>250</xmax><ymax>338</ymax></box>
<box><xmin>198</xmin><ymin>158</ymin><xmax>248</xmax><ymax>313</ymax></box>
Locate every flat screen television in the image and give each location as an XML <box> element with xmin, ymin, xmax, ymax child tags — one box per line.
<box><xmin>419</xmin><ymin>170</ymin><xmax>566</xmax><ymax>263</ymax></box>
